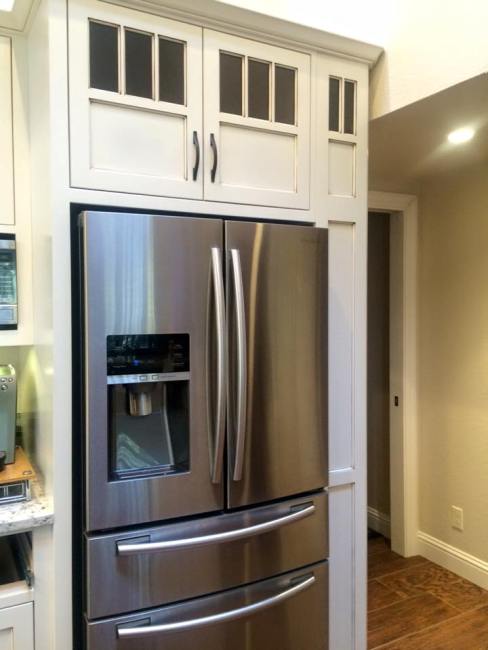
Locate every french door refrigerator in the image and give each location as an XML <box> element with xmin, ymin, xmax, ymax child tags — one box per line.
<box><xmin>75</xmin><ymin>211</ymin><xmax>328</xmax><ymax>650</ymax></box>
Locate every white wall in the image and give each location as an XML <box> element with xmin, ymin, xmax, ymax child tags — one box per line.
<box><xmin>417</xmin><ymin>163</ymin><xmax>488</xmax><ymax>563</ymax></box>
<box><xmin>218</xmin><ymin>0</ymin><xmax>488</xmax><ymax>118</ymax></box>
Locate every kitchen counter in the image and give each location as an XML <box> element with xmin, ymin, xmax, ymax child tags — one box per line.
<box><xmin>0</xmin><ymin>480</ymin><xmax>53</xmax><ymax>536</ymax></box>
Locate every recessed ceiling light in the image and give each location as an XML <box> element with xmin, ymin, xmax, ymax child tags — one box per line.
<box><xmin>448</xmin><ymin>127</ymin><xmax>475</xmax><ymax>144</ymax></box>
<box><xmin>0</xmin><ymin>0</ymin><xmax>14</xmax><ymax>10</ymax></box>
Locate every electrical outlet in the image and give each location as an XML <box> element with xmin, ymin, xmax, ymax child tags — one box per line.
<box><xmin>451</xmin><ymin>506</ymin><xmax>464</xmax><ymax>531</ymax></box>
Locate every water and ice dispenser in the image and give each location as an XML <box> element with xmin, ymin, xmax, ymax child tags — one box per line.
<box><xmin>106</xmin><ymin>334</ymin><xmax>190</xmax><ymax>480</ymax></box>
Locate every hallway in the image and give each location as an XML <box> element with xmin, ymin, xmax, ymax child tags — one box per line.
<box><xmin>368</xmin><ymin>535</ymin><xmax>488</xmax><ymax>648</ymax></box>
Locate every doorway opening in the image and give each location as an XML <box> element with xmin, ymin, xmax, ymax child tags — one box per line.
<box><xmin>367</xmin><ymin>193</ymin><xmax>419</xmax><ymax>561</ymax></box>
<box><xmin>367</xmin><ymin>211</ymin><xmax>391</xmax><ymax>544</ymax></box>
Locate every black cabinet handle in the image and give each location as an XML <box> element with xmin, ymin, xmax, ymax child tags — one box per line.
<box><xmin>210</xmin><ymin>133</ymin><xmax>218</xmax><ymax>183</ymax></box>
<box><xmin>192</xmin><ymin>131</ymin><xmax>200</xmax><ymax>181</ymax></box>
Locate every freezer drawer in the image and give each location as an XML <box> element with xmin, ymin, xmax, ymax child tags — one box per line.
<box><xmin>86</xmin><ymin>491</ymin><xmax>327</xmax><ymax>619</ymax></box>
<box><xmin>86</xmin><ymin>561</ymin><xmax>328</xmax><ymax>650</ymax></box>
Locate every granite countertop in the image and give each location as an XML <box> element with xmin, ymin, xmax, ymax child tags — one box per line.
<box><xmin>0</xmin><ymin>479</ymin><xmax>54</xmax><ymax>536</ymax></box>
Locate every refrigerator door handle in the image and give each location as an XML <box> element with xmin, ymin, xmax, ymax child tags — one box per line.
<box><xmin>116</xmin><ymin>573</ymin><xmax>316</xmax><ymax>638</ymax></box>
<box><xmin>210</xmin><ymin>247</ymin><xmax>226</xmax><ymax>484</ymax></box>
<box><xmin>116</xmin><ymin>503</ymin><xmax>315</xmax><ymax>555</ymax></box>
<box><xmin>230</xmin><ymin>248</ymin><xmax>247</xmax><ymax>481</ymax></box>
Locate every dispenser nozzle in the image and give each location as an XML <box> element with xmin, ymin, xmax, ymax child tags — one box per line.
<box><xmin>126</xmin><ymin>383</ymin><xmax>156</xmax><ymax>417</ymax></box>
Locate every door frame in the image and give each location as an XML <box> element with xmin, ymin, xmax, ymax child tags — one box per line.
<box><xmin>368</xmin><ymin>191</ymin><xmax>419</xmax><ymax>557</ymax></box>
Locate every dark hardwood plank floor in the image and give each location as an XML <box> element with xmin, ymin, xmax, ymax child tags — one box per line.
<box><xmin>368</xmin><ymin>535</ymin><xmax>488</xmax><ymax>649</ymax></box>
<box><xmin>379</xmin><ymin>606</ymin><xmax>488</xmax><ymax>649</ymax></box>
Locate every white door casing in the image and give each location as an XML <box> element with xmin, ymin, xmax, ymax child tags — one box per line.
<box><xmin>68</xmin><ymin>0</ymin><xmax>203</xmax><ymax>199</ymax></box>
<box><xmin>368</xmin><ymin>191</ymin><xmax>419</xmax><ymax>558</ymax></box>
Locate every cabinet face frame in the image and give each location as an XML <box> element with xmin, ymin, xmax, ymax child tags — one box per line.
<box><xmin>314</xmin><ymin>52</ymin><xmax>369</xmax><ymax>650</ymax></box>
<box><xmin>0</xmin><ymin>36</ymin><xmax>15</xmax><ymax>226</ymax></box>
<box><xmin>203</xmin><ymin>29</ymin><xmax>311</xmax><ymax>210</ymax></box>
<box><xmin>0</xmin><ymin>602</ymin><xmax>34</xmax><ymax>650</ymax></box>
<box><xmin>68</xmin><ymin>0</ymin><xmax>203</xmax><ymax>199</ymax></box>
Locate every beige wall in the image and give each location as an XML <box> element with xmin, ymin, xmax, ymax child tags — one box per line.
<box><xmin>418</xmin><ymin>163</ymin><xmax>488</xmax><ymax>560</ymax></box>
<box><xmin>219</xmin><ymin>0</ymin><xmax>488</xmax><ymax>118</ymax></box>
<box><xmin>367</xmin><ymin>212</ymin><xmax>390</xmax><ymax>517</ymax></box>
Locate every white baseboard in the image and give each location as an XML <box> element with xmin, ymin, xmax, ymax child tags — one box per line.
<box><xmin>417</xmin><ymin>531</ymin><xmax>488</xmax><ymax>590</ymax></box>
<box><xmin>368</xmin><ymin>507</ymin><xmax>391</xmax><ymax>538</ymax></box>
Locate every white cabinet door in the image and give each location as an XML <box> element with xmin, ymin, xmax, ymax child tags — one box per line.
<box><xmin>0</xmin><ymin>36</ymin><xmax>14</xmax><ymax>226</ymax></box>
<box><xmin>203</xmin><ymin>30</ymin><xmax>310</xmax><ymax>210</ymax></box>
<box><xmin>0</xmin><ymin>603</ymin><xmax>34</xmax><ymax>650</ymax></box>
<box><xmin>69</xmin><ymin>0</ymin><xmax>203</xmax><ymax>199</ymax></box>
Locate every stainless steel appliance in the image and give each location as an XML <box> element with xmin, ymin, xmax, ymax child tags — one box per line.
<box><xmin>0</xmin><ymin>235</ymin><xmax>17</xmax><ymax>330</ymax></box>
<box><xmin>0</xmin><ymin>364</ymin><xmax>16</xmax><ymax>464</ymax></box>
<box><xmin>74</xmin><ymin>211</ymin><xmax>328</xmax><ymax>650</ymax></box>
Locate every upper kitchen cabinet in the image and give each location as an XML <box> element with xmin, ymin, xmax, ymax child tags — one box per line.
<box><xmin>68</xmin><ymin>0</ymin><xmax>203</xmax><ymax>199</ymax></box>
<box><xmin>0</xmin><ymin>36</ymin><xmax>14</xmax><ymax>226</ymax></box>
<box><xmin>316</xmin><ymin>55</ymin><xmax>368</xmax><ymax>220</ymax></box>
<box><xmin>203</xmin><ymin>30</ymin><xmax>310</xmax><ymax>209</ymax></box>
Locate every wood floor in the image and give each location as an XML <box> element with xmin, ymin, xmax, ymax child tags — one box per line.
<box><xmin>368</xmin><ymin>535</ymin><xmax>488</xmax><ymax>649</ymax></box>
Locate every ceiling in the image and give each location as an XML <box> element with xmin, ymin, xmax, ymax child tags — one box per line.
<box><xmin>369</xmin><ymin>73</ymin><xmax>488</xmax><ymax>193</ymax></box>
<box><xmin>0</xmin><ymin>0</ymin><xmax>34</xmax><ymax>31</ymax></box>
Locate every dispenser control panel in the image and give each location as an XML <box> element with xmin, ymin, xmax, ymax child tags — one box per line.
<box><xmin>0</xmin><ymin>235</ymin><xmax>17</xmax><ymax>330</ymax></box>
<box><xmin>107</xmin><ymin>334</ymin><xmax>189</xmax><ymax>384</ymax></box>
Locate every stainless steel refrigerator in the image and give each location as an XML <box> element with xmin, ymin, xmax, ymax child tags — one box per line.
<box><xmin>75</xmin><ymin>211</ymin><xmax>328</xmax><ymax>650</ymax></box>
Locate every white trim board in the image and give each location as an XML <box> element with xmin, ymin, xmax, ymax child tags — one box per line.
<box><xmin>417</xmin><ymin>531</ymin><xmax>488</xmax><ymax>591</ymax></box>
<box><xmin>368</xmin><ymin>507</ymin><xmax>391</xmax><ymax>539</ymax></box>
<box><xmin>368</xmin><ymin>191</ymin><xmax>419</xmax><ymax>558</ymax></box>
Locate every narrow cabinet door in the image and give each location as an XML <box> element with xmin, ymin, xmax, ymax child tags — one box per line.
<box><xmin>69</xmin><ymin>0</ymin><xmax>203</xmax><ymax>199</ymax></box>
<box><xmin>203</xmin><ymin>30</ymin><xmax>311</xmax><ymax>209</ymax></box>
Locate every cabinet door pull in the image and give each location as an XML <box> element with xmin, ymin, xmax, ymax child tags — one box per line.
<box><xmin>192</xmin><ymin>131</ymin><xmax>200</xmax><ymax>181</ymax></box>
<box><xmin>210</xmin><ymin>133</ymin><xmax>218</xmax><ymax>183</ymax></box>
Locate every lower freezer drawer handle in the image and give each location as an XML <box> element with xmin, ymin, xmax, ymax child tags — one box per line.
<box><xmin>117</xmin><ymin>574</ymin><xmax>315</xmax><ymax>638</ymax></box>
<box><xmin>116</xmin><ymin>503</ymin><xmax>315</xmax><ymax>555</ymax></box>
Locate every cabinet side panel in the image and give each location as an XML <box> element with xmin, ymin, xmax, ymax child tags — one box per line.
<box><xmin>0</xmin><ymin>37</ymin><xmax>14</xmax><ymax>226</ymax></box>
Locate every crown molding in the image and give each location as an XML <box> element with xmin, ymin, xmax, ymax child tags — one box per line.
<box><xmin>102</xmin><ymin>0</ymin><xmax>383</xmax><ymax>67</ymax></box>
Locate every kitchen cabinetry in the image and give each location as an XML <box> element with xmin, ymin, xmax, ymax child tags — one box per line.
<box><xmin>69</xmin><ymin>0</ymin><xmax>203</xmax><ymax>199</ymax></box>
<box><xmin>68</xmin><ymin>0</ymin><xmax>311</xmax><ymax>209</ymax></box>
<box><xmin>26</xmin><ymin>0</ymin><xmax>381</xmax><ymax>647</ymax></box>
<box><xmin>0</xmin><ymin>36</ymin><xmax>14</xmax><ymax>226</ymax></box>
<box><xmin>203</xmin><ymin>30</ymin><xmax>310</xmax><ymax>209</ymax></box>
<box><xmin>0</xmin><ymin>603</ymin><xmax>34</xmax><ymax>650</ymax></box>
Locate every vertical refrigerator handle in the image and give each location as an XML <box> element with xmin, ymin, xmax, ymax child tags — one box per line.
<box><xmin>231</xmin><ymin>248</ymin><xmax>247</xmax><ymax>481</ymax></box>
<box><xmin>210</xmin><ymin>248</ymin><xmax>226</xmax><ymax>484</ymax></box>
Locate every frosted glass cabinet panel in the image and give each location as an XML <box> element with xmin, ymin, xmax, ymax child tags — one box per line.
<box><xmin>204</xmin><ymin>30</ymin><xmax>311</xmax><ymax>210</ymax></box>
<box><xmin>69</xmin><ymin>0</ymin><xmax>203</xmax><ymax>199</ymax></box>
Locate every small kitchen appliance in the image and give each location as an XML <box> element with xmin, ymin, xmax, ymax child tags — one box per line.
<box><xmin>0</xmin><ymin>364</ymin><xmax>16</xmax><ymax>464</ymax></box>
